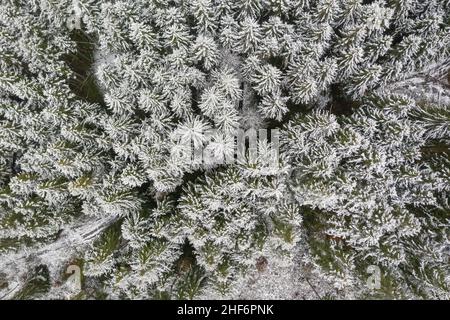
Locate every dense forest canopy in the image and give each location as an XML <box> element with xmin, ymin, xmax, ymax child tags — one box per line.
<box><xmin>0</xmin><ymin>0</ymin><xmax>449</xmax><ymax>300</ymax></box>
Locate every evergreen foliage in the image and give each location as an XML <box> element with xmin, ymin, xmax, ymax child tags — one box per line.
<box><xmin>0</xmin><ymin>0</ymin><xmax>449</xmax><ymax>299</ymax></box>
